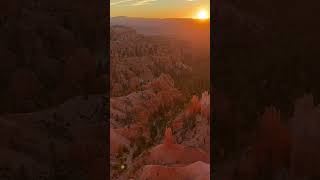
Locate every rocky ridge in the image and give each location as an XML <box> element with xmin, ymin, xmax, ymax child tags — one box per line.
<box><xmin>110</xmin><ymin>25</ymin><xmax>210</xmax><ymax>179</ymax></box>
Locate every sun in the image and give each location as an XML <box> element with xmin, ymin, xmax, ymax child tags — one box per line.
<box><xmin>196</xmin><ymin>9</ymin><xmax>209</xmax><ymax>20</ymax></box>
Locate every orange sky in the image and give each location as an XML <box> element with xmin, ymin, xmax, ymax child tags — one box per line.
<box><xmin>110</xmin><ymin>0</ymin><xmax>210</xmax><ymax>19</ymax></box>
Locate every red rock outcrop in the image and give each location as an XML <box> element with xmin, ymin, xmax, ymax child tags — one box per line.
<box><xmin>139</xmin><ymin>161</ymin><xmax>210</xmax><ymax>180</ymax></box>
<box><xmin>110</xmin><ymin>25</ymin><xmax>191</xmax><ymax>96</ymax></box>
<box><xmin>110</xmin><ymin>25</ymin><xmax>209</xmax><ymax>180</ymax></box>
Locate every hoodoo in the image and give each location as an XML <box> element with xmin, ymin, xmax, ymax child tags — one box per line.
<box><xmin>164</xmin><ymin>127</ymin><xmax>173</xmax><ymax>146</ymax></box>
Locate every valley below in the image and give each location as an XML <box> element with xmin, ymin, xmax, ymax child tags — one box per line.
<box><xmin>110</xmin><ymin>18</ymin><xmax>210</xmax><ymax>180</ymax></box>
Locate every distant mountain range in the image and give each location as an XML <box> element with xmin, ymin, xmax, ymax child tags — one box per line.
<box><xmin>110</xmin><ymin>16</ymin><xmax>210</xmax><ymax>49</ymax></box>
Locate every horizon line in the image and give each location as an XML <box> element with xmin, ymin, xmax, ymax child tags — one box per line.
<box><xmin>110</xmin><ymin>16</ymin><xmax>210</xmax><ymax>20</ymax></box>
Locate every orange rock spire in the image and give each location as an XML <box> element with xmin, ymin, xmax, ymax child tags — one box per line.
<box><xmin>164</xmin><ymin>127</ymin><xmax>173</xmax><ymax>146</ymax></box>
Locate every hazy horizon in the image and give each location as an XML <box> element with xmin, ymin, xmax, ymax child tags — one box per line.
<box><xmin>110</xmin><ymin>0</ymin><xmax>210</xmax><ymax>19</ymax></box>
<box><xmin>110</xmin><ymin>16</ymin><xmax>211</xmax><ymax>20</ymax></box>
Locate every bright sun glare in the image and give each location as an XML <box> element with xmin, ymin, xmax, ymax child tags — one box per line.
<box><xmin>196</xmin><ymin>9</ymin><xmax>209</xmax><ymax>20</ymax></box>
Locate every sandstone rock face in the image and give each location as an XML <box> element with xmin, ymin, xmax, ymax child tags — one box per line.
<box><xmin>110</xmin><ymin>25</ymin><xmax>210</xmax><ymax>179</ymax></box>
<box><xmin>172</xmin><ymin>92</ymin><xmax>211</xmax><ymax>154</ymax></box>
<box><xmin>164</xmin><ymin>128</ymin><xmax>173</xmax><ymax>146</ymax></box>
<box><xmin>116</xmin><ymin>127</ymin><xmax>210</xmax><ymax>179</ymax></box>
<box><xmin>110</xmin><ymin>91</ymin><xmax>210</xmax><ymax>179</ymax></box>
<box><xmin>110</xmin><ymin>128</ymin><xmax>130</xmax><ymax>155</ymax></box>
<box><xmin>110</xmin><ymin>25</ymin><xmax>191</xmax><ymax>97</ymax></box>
<box><xmin>144</xmin><ymin>141</ymin><xmax>209</xmax><ymax>165</ymax></box>
<box><xmin>139</xmin><ymin>161</ymin><xmax>210</xmax><ymax>180</ymax></box>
